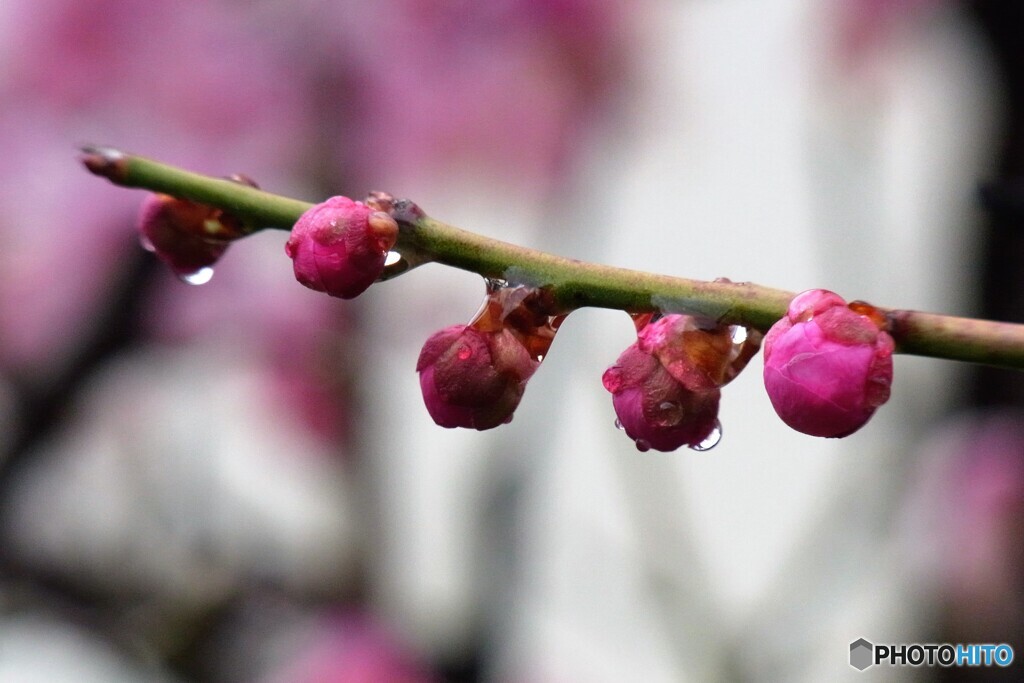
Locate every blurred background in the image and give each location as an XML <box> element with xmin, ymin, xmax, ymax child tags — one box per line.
<box><xmin>0</xmin><ymin>0</ymin><xmax>1022</xmax><ymax>681</ymax></box>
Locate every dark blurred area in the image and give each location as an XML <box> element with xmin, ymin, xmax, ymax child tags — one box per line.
<box><xmin>971</xmin><ymin>1</ymin><xmax>1024</xmax><ymax>408</ymax></box>
<box><xmin>0</xmin><ymin>1</ymin><xmax>1021</xmax><ymax>681</ymax></box>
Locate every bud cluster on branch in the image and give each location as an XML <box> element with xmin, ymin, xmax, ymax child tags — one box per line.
<box><xmin>83</xmin><ymin>148</ymin><xmax>1024</xmax><ymax>451</ymax></box>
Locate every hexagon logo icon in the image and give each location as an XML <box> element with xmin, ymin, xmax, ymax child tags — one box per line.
<box><xmin>850</xmin><ymin>638</ymin><xmax>874</xmax><ymax>671</ymax></box>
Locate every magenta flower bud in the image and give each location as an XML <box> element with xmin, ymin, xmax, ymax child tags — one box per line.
<box><xmin>602</xmin><ymin>346</ymin><xmax>721</xmax><ymax>452</ymax></box>
<box><xmin>416</xmin><ymin>324</ymin><xmax>539</xmax><ymax>430</ymax></box>
<box><xmin>602</xmin><ymin>314</ymin><xmax>760</xmax><ymax>452</ymax></box>
<box><xmin>138</xmin><ymin>193</ymin><xmax>242</xmax><ymax>277</ymax></box>
<box><xmin>762</xmin><ymin>289</ymin><xmax>895</xmax><ymax>438</ymax></box>
<box><xmin>285</xmin><ymin>196</ymin><xmax>399</xmax><ymax>299</ymax></box>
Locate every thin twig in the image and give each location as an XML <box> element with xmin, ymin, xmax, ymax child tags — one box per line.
<box><xmin>81</xmin><ymin>147</ymin><xmax>1024</xmax><ymax>370</ymax></box>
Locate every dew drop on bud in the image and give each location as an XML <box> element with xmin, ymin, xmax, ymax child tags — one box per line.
<box><xmin>730</xmin><ymin>326</ymin><xmax>747</xmax><ymax>344</ymax></box>
<box><xmin>384</xmin><ymin>250</ymin><xmax>402</xmax><ymax>266</ymax></box>
<box><xmin>614</xmin><ymin>418</ymin><xmax>624</xmax><ymax>431</ymax></box>
<box><xmin>457</xmin><ymin>344</ymin><xmax>473</xmax><ymax>360</ymax></box>
<box><xmin>179</xmin><ymin>267</ymin><xmax>214</xmax><ymax>286</ymax></box>
<box><xmin>654</xmin><ymin>400</ymin><xmax>683</xmax><ymax>427</ymax></box>
<box><xmin>635</xmin><ymin>439</ymin><xmax>651</xmax><ymax>453</ymax></box>
<box><xmin>690</xmin><ymin>420</ymin><xmax>722</xmax><ymax>452</ymax></box>
<box><xmin>138</xmin><ymin>234</ymin><xmax>156</xmax><ymax>253</ymax></box>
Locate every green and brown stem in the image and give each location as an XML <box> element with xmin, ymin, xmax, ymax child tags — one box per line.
<box><xmin>80</xmin><ymin>146</ymin><xmax>1024</xmax><ymax>370</ymax></box>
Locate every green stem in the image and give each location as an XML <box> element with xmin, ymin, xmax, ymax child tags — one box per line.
<box><xmin>81</xmin><ymin>147</ymin><xmax>1024</xmax><ymax>370</ymax></box>
<box><xmin>82</xmin><ymin>146</ymin><xmax>312</xmax><ymax>228</ymax></box>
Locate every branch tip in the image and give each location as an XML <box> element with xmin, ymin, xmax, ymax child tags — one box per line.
<box><xmin>79</xmin><ymin>145</ymin><xmax>128</xmax><ymax>182</ymax></box>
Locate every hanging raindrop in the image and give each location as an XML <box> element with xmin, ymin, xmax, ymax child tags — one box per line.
<box><xmin>384</xmin><ymin>250</ymin><xmax>402</xmax><ymax>266</ymax></box>
<box><xmin>690</xmin><ymin>420</ymin><xmax>722</xmax><ymax>452</ymax></box>
<box><xmin>179</xmin><ymin>267</ymin><xmax>214</xmax><ymax>286</ymax></box>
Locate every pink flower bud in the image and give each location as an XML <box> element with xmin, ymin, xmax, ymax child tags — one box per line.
<box><xmin>602</xmin><ymin>345</ymin><xmax>721</xmax><ymax>452</ymax></box>
<box><xmin>416</xmin><ymin>325</ymin><xmax>539</xmax><ymax>430</ymax></box>
<box><xmin>762</xmin><ymin>289</ymin><xmax>894</xmax><ymax>438</ymax></box>
<box><xmin>138</xmin><ymin>193</ymin><xmax>243</xmax><ymax>277</ymax></box>
<box><xmin>417</xmin><ymin>285</ymin><xmax>563</xmax><ymax>431</ymax></box>
<box><xmin>603</xmin><ymin>314</ymin><xmax>761</xmax><ymax>452</ymax></box>
<box><xmin>285</xmin><ymin>196</ymin><xmax>399</xmax><ymax>299</ymax></box>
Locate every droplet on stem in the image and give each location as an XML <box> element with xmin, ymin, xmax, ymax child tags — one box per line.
<box><xmin>485</xmin><ymin>277</ymin><xmax>509</xmax><ymax>293</ymax></box>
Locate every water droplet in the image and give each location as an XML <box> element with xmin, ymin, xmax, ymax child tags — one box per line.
<box><xmin>690</xmin><ymin>420</ymin><xmax>722</xmax><ymax>452</ymax></box>
<box><xmin>385</xmin><ymin>250</ymin><xmax>402</xmax><ymax>266</ymax></box>
<box><xmin>614</xmin><ymin>418</ymin><xmax>624</xmax><ymax>431</ymax></box>
<box><xmin>138</xmin><ymin>234</ymin><xmax>156</xmax><ymax>252</ymax></box>
<box><xmin>485</xmin><ymin>277</ymin><xmax>508</xmax><ymax>293</ymax></box>
<box><xmin>635</xmin><ymin>439</ymin><xmax>651</xmax><ymax>453</ymax></box>
<box><xmin>179</xmin><ymin>267</ymin><xmax>214</xmax><ymax>286</ymax></box>
<box><xmin>730</xmin><ymin>326</ymin><xmax>747</xmax><ymax>344</ymax></box>
<box><xmin>457</xmin><ymin>344</ymin><xmax>473</xmax><ymax>360</ymax></box>
<box><xmin>654</xmin><ymin>401</ymin><xmax>683</xmax><ymax>427</ymax></box>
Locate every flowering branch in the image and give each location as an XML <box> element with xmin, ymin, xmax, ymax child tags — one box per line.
<box><xmin>81</xmin><ymin>146</ymin><xmax>1024</xmax><ymax>370</ymax></box>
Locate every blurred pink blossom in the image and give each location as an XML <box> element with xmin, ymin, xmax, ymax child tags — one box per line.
<box><xmin>0</xmin><ymin>0</ymin><xmax>317</xmax><ymax>375</ymax></box>
<box><xmin>265</xmin><ymin>612</ymin><xmax>436</xmax><ymax>683</ymax></box>
<box><xmin>939</xmin><ymin>415</ymin><xmax>1024</xmax><ymax>627</ymax></box>
<box><xmin>3</xmin><ymin>0</ymin><xmax>316</xmax><ymax>174</ymax></box>
<box><xmin>301</xmin><ymin>0</ymin><xmax>633</xmax><ymax>188</ymax></box>
<box><xmin>834</xmin><ymin>0</ymin><xmax>944</xmax><ymax>68</ymax></box>
<box><xmin>0</xmin><ymin>108</ymin><xmax>137</xmax><ymax>376</ymax></box>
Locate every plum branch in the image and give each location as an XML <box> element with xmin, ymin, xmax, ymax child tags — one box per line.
<box><xmin>81</xmin><ymin>146</ymin><xmax>1024</xmax><ymax>371</ymax></box>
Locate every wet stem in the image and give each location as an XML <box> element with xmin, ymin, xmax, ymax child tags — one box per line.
<box><xmin>80</xmin><ymin>146</ymin><xmax>1024</xmax><ymax>371</ymax></box>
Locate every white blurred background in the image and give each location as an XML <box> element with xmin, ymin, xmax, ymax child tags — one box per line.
<box><xmin>0</xmin><ymin>1</ymin><xmax>1021</xmax><ymax>681</ymax></box>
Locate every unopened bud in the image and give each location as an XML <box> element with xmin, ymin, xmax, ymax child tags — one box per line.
<box><xmin>603</xmin><ymin>314</ymin><xmax>761</xmax><ymax>452</ymax></box>
<box><xmin>417</xmin><ymin>325</ymin><xmax>538</xmax><ymax>430</ymax></box>
<box><xmin>763</xmin><ymin>289</ymin><xmax>894</xmax><ymax>438</ymax></box>
<box><xmin>285</xmin><ymin>196</ymin><xmax>398</xmax><ymax>299</ymax></box>
<box><xmin>137</xmin><ymin>193</ymin><xmax>243</xmax><ymax>277</ymax></box>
